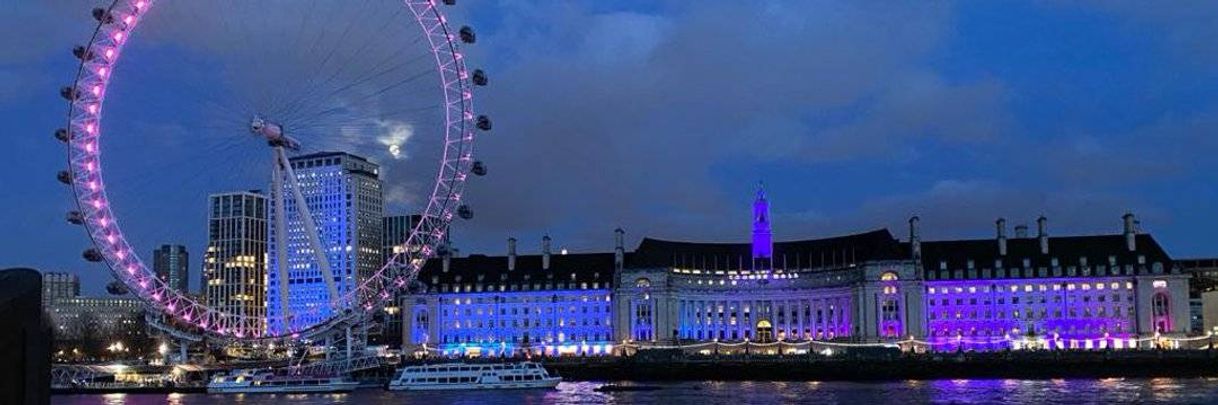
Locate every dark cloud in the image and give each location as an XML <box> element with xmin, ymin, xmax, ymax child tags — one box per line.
<box><xmin>460</xmin><ymin>1</ymin><xmax>1023</xmax><ymax>251</ymax></box>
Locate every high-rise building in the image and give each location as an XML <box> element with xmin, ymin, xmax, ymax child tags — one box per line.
<box><xmin>203</xmin><ymin>190</ymin><xmax>268</xmax><ymax>335</ymax></box>
<box><xmin>267</xmin><ymin>152</ymin><xmax>383</xmax><ymax>334</ymax></box>
<box><xmin>382</xmin><ymin>214</ymin><xmax>424</xmax><ymax>266</ymax></box>
<box><xmin>153</xmin><ymin>245</ymin><xmax>189</xmax><ymax>293</ymax></box>
<box><xmin>41</xmin><ymin>272</ymin><xmax>80</xmax><ymax>308</ymax></box>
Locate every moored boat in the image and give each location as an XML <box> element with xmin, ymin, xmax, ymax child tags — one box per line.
<box><xmin>207</xmin><ymin>369</ymin><xmax>359</xmax><ymax>394</ymax></box>
<box><xmin>388</xmin><ymin>361</ymin><xmax>560</xmax><ymax>391</ymax></box>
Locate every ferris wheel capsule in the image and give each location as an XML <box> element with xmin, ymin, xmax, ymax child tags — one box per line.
<box><xmin>475</xmin><ymin>115</ymin><xmax>491</xmax><ymax>131</ymax></box>
<box><xmin>459</xmin><ymin>26</ymin><xmax>476</xmax><ymax>44</ymax></box>
<box><xmin>55</xmin><ymin>128</ymin><xmax>70</xmax><ymax>143</ymax></box>
<box><xmin>457</xmin><ymin>205</ymin><xmax>473</xmax><ymax>220</ymax></box>
<box><xmin>57</xmin><ymin>170</ymin><xmax>72</xmax><ymax>185</ymax></box>
<box><xmin>471</xmin><ymin>69</ymin><xmax>487</xmax><ymax>86</ymax></box>
<box><xmin>67</xmin><ymin>211</ymin><xmax>85</xmax><ymax>225</ymax></box>
<box><xmin>91</xmin><ymin>8</ymin><xmax>114</xmax><ymax>23</ymax></box>
<box><xmin>60</xmin><ymin>86</ymin><xmax>79</xmax><ymax>101</ymax></box>
<box><xmin>471</xmin><ymin>161</ymin><xmax>487</xmax><ymax>176</ymax></box>
<box><xmin>72</xmin><ymin>45</ymin><xmax>94</xmax><ymax>61</ymax></box>
<box><xmin>106</xmin><ymin>280</ymin><xmax>129</xmax><ymax>295</ymax></box>
<box><xmin>83</xmin><ymin>248</ymin><xmax>104</xmax><ymax>262</ymax></box>
<box><xmin>443</xmin><ymin>0</ymin><xmax>456</xmax><ymax>5</ymax></box>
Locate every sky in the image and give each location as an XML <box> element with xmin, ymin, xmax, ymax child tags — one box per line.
<box><xmin>2</xmin><ymin>1</ymin><xmax>1218</xmax><ymax>295</ymax></box>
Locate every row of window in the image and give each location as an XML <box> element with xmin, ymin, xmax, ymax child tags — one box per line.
<box><xmin>928</xmin><ymin>306</ymin><xmax>1134</xmax><ymax>320</ymax></box>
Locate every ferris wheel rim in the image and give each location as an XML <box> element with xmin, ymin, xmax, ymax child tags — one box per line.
<box><xmin>62</xmin><ymin>0</ymin><xmax>477</xmax><ymax>343</ymax></box>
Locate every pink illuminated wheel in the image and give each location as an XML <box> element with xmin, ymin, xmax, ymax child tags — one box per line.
<box><xmin>59</xmin><ymin>0</ymin><xmax>486</xmax><ymax>343</ymax></box>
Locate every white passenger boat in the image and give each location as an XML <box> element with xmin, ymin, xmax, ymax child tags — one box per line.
<box><xmin>207</xmin><ymin>369</ymin><xmax>359</xmax><ymax>394</ymax></box>
<box><xmin>388</xmin><ymin>362</ymin><xmax>560</xmax><ymax>391</ymax></box>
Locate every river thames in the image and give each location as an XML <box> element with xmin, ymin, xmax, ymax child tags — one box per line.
<box><xmin>50</xmin><ymin>378</ymin><xmax>1218</xmax><ymax>404</ymax></box>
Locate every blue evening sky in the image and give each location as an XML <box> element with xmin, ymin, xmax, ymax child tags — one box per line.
<box><xmin>2</xmin><ymin>1</ymin><xmax>1218</xmax><ymax>294</ymax></box>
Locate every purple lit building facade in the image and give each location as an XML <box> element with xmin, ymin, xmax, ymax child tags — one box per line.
<box><xmin>919</xmin><ymin>215</ymin><xmax>1189</xmax><ymax>350</ymax></box>
<box><xmin>404</xmin><ymin>187</ymin><xmax>1191</xmax><ymax>355</ymax></box>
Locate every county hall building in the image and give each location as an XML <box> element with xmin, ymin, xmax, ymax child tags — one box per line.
<box><xmin>400</xmin><ymin>187</ymin><xmax>1191</xmax><ymax>356</ymax></box>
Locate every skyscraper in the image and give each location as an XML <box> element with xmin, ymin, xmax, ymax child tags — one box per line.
<box><xmin>153</xmin><ymin>245</ymin><xmax>189</xmax><ymax>292</ymax></box>
<box><xmin>267</xmin><ymin>152</ymin><xmax>383</xmax><ymax>334</ymax></box>
<box><xmin>203</xmin><ymin>190</ymin><xmax>268</xmax><ymax>334</ymax></box>
<box><xmin>41</xmin><ymin>272</ymin><xmax>79</xmax><ymax>308</ymax></box>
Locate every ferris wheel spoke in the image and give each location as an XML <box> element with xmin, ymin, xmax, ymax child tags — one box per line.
<box><xmin>276</xmin><ymin>45</ymin><xmax>433</xmax><ymax>124</ymax></box>
<box><xmin>283</xmin><ymin>68</ymin><xmax>436</xmax><ymax>129</ymax></box>
<box><xmin>269</xmin><ymin>0</ymin><xmax>380</xmax><ymax>112</ymax></box>
<box><xmin>265</xmin><ymin>7</ymin><xmax>411</xmax><ymax>120</ymax></box>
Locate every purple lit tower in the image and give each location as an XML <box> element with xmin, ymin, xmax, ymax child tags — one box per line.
<box><xmin>752</xmin><ymin>183</ymin><xmax>773</xmax><ymax>269</ymax></box>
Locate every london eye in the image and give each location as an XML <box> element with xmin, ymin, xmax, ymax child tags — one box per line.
<box><xmin>56</xmin><ymin>0</ymin><xmax>490</xmax><ymax>348</ymax></box>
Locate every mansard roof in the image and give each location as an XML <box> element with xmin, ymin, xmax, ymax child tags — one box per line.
<box><xmin>912</xmin><ymin>233</ymin><xmax>1175</xmax><ymax>276</ymax></box>
<box><xmin>632</xmin><ymin>229</ymin><xmax>905</xmax><ymax>270</ymax></box>
<box><xmin>418</xmin><ymin>252</ymin><xmax>618</xmax><ymax>285</ymax></box>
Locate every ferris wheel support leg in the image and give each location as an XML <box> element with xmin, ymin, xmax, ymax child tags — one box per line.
<box><xmin>346</xmin><ymin>326</ymin><xmax>353</xmax><ymax>359</ymax></box>
<box><xmin>272</xmin><ymin>152</ymin><xmax>294</xmax><ymax>331</ymax></box>
<box><xmin>276</xmin><ymin>148</ymin><xmax>341</xmax><ymax>309</ymax></box>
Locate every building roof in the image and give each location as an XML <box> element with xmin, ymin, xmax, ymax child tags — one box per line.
<box><xmin>1176</xmin><ymin>258</ymin><xmax>1218</xmax><ymax>270</ymax></box>
<box><xmin>632</xmin><ymin>229</ymin><xmax>905</xmax><ymax>270</ymax></box>
<box><xmin>911</xmin><ymin>233</ymin><xmax>1174</xmax><ymax>277</ymax></box>
<box><xmin>416</xmin><ymin>228</ymin><xmax>1178</xmax><ymax>285</ymax></box>
<box><xmin>290</xmin><ymin>151</ymin><xmax>371</xmax><ymax>163</ymax></box>
<box><xmin>418</xmin><ymin>252</ymin><xmax>617</xmax><ymax>286</ymax></box>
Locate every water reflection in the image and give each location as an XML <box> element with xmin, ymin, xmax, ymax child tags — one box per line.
<box><xmin>53</xmin><ymin>378</ymin><xmax>1218</xmax><ymax>405</ymax></box>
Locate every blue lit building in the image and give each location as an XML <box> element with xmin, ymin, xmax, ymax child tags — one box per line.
<box><xmin>405</xmin><ymin>186</ymin><xmax>1192</xmax><ymax>356</ymax></box>
<box><xmin>403</xmin><ymin>236</ymin><xmax>617</xmax><ymax>357</ymax></box>
<box><xmin>267</xmin><ymin>152</ymin><xmax>383</xmax><ymax>334</ymax></box>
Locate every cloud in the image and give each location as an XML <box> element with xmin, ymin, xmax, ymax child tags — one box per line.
<box><xmin>1075</xmin><ymin>1</ymin><xmax>1218</xmax><ymax>67</ymax></box>
<box><xmin>376</xmin><ymin>120</ymin><xmax>414</xmax><ymax>160</ymax></box>
<box><xmin>774</xmin><ymin>179</ymin><xmax>1157</xmax><ymax>244</ymax></box>
<box><xmin>1027</xmin><ymin>108</ymin><xmax>1218</xmax><ymax>188</ymax></box>
<box><xmin>455</xmin><ymin>1</ymin><xmax>1022</xmax><ymax>250</ymax></box>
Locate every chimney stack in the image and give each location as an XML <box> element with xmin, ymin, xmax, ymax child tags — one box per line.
<box><xmin>996</xmin><ymin>218</ymin><xmax>1008</xmax><ymax>256</ymax></box>
<box><xmin>1123</xmin><ymin>212</ymin><xmax>1137</xmax><ymax>252</ymax></box>
<box><xmin>1014</xmin><ymin>224</ymin><xmax>1029</xmax><ymax>239</ymax></box>
<box><xmin>909</xmin><ymin>216</ymin><xmax>922</xmax><ymax>260</ymax></box>
<box><xmin>441</xmin><ymin>244</ymin><xmax>451</xmax><ymax>273</ymax></box>
<box><xmin>542</xmin><ymin>235</ymin><xmax>552</xmax><ymax>270</ymax></box>
<box><xmin>1037</xmin><ymin>216</ymin><xmax>1048</xmax><ymax>255</ymax></box>
<box><xmin>508</xmin><ymin>237</ymin><xmax>517</xmax><ymax>271</ymax></box>
<box><xmin>614</xmin><ymin>228</ymin><xmax>625</xmax><ymax>270</ymax></box>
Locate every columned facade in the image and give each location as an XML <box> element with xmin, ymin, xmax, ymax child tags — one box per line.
<box><xmin>401</xmin><ymin>190</ymin><xmax>1190</xmax><ymax>355</ymax></box>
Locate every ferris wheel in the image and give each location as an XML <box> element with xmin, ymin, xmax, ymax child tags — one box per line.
<box><xmin>56</xmin><ymin>0</ymin><xmax>490</xmax><ymax>344</ymax></box>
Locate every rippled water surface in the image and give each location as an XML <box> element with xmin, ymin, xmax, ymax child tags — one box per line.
<box><xmin>53</xmin><ymin>378</ymin><xmax>1218</xmax><ymax>404</ymax></box>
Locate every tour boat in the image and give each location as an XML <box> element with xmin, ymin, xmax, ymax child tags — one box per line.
<box><xmin>207</xmin><ymin>369</ymin><xmax>359</xmax><ymax>394</ymax></box>
<box><xmin>388</xmin><ymin>361</ymin><xmax>560</xmax><ymax>391</ymax></box>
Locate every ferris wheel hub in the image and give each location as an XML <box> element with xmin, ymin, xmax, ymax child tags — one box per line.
<box><xmin>250</xmin><ymin>115</ymin><xmax>298</xmax><ymax>150</ymax></box>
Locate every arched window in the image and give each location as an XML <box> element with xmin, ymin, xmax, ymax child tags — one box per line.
<box><xmin>1153</xmin><ymin>293</ymin><xmax>1170</xmax><ymax>317</ymax></box>
<box><xmin>635</xmin><ymin>278</ymin><xmax>651</xmax><ymax>288</ymax></box>
<box><xmin>880</xmin><ymin>272</ymin><xmax>899</xmax><ymax>281</ymax></box>
<box><xmin>1152</xmin><ymin>292</ymin><xmax>1172</xmax><ymax>332</ymax></box>
<box><xmin>755</xmin><ymin>320</ymin><xmax>774</xmax><ymax>342</ymax></box>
